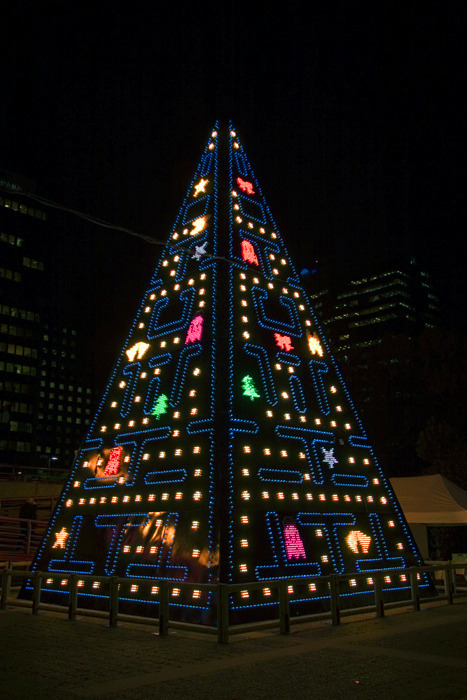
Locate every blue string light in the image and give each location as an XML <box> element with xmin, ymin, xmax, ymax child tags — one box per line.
<box><xmin>24</xmin><ymin>123</ymin><xmax>432</xmax><ymax>620</ymax></box>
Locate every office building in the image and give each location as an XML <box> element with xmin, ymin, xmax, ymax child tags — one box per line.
<box><xmin>0</xmin><ymin>170</ymin><xmax>94</xmax><ymax>469</ymax></box>
<box><xmin>309</xmin><ymin>259</ymin><xmax>440</xmax><ymax>359</ymax></box>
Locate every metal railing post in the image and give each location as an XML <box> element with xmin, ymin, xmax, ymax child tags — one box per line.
<box><xmin>444</xmin><ymin>563</ymin><xmax>454</xmax><ymax>605</ymax></box>
<box><xmin>158</xmin><ymin>580</ymin><xmax>169</xmax><ymax>636</ymax></box>
<box><xmin>1</xmin><ymin>569</ymin><xmax>11</xmax><ymax>609</ymax></box>
<box><xmin>109</xmin><ymin>576</ymin><xmax>119</xmax><ymax>627</ymax></box>
<box><xmin>374</xmin><ymin>572</ymin><xmax>384</xmax><ymax>617</ymax></box>
<box><xmin>32</xmin><ymin>572</ymin><xmax>42</xmax><ymax>615</ymax></box>
<box><xmin>68</xmin><ymin>574</ymin><xmax>78</xmax><ymax>621</ymax></box>
<box><xmin>279</xmin><ymin>579</ymin><xmax>290</xmax><ymax>634</ymax></box>
<box><xmin>330</xmin><ymin>574</ymin><xmax>340</xmax><ymax>625</ymax></box>
<box><xmin>217</xmin><ymin>583</ymin><xmax>229</xmax><ymax>644</ymax></box>
<box><xmin>451</xmin><ymin>561</ymin><xmax>458</xmax><ymax>597</ymax></box>
<box><xmin>410</xmin><ymin>568</ymin><xmax>420</xmax><ymax>611</ymax></box>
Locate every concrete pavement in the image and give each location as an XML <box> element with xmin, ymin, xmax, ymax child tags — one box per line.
<box><xmin>0</xmin><ymin>601</ymin><xmax>466</xmax><ymax>699</ymax></box>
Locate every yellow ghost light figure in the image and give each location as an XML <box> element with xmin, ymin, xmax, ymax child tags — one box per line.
<box><xmin>126</xmin><ymin>342</ymin><xmax>150</xmax><ymax>362</ymax></box>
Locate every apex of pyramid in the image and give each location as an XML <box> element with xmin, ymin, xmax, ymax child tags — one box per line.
<box><xmin>23</xmin><ymin>124</ymin><xmax>432</xmax><ymax>626</ymax></box>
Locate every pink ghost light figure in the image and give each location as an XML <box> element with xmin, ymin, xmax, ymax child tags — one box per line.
<box><xmin>185</xmin><ymin>315</ymin><xmax>204</xmax><ymax>344</ymax></box>
<box><xmin>283</xmin><ymin>522</ymin><xmax>306</xmax><ymax>560</ymax></box>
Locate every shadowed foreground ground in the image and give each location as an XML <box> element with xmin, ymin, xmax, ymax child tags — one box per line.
<box><xmin>1</xmin><ymin>601</ymin><xmax>466</xmax><ymax>699</ymax></box>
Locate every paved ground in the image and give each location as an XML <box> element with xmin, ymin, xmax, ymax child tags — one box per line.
<box><xmin>0</xmin><ymin>601</ymin><xmax>466</xmax><ymax>699</ymax></box>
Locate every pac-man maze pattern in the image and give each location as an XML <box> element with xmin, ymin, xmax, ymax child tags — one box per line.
<box><xmin>25</xmin><ymin>125</ymin><xmax>429</xmax><ymax>623</ymax></box>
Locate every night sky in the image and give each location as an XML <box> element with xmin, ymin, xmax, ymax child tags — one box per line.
<box><xmin>1</xmin><ymin>2</ymin><xmax>465</xmax><ymax>378</ymax></box>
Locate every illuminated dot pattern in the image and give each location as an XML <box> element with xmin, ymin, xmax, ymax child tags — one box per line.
<box><xmin>25</xmin><ymin>124</ymin><xmax>429</xmax><ymax>624</ymax></box>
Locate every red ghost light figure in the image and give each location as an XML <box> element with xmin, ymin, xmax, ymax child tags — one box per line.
<box><xmin>103</xmin><ymin>446</ymin><xmax>123</xmax><ymax>476</ymax></box>
<box><xmin>241</xmin><ymin>239</ymin><xmax>259</xmax><ymax>266</ymax></box>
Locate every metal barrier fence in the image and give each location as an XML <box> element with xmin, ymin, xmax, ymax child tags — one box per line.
<box><xmin>1</xmin><ymin>562</ymin><xmax>465</xmax><ymax>644</ymax></box>
<box><xmin>0</xmin><ymin>516</ymin><xmax>48</xmax><ymax>555</ymax></box>
<box><xmin>0</xmin><ymin>496</ymin><xmax>58</xmax><ymax>519</ymax></box>
<box><xmin>0</xmin><ymin>516</ymin><xmax>47</xmax><ymax>555</ymax></box>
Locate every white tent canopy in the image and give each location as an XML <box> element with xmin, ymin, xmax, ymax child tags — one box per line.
<box><xmin>390</xmin><ymin>474</ymin><xmax>467</xmax><ymax>525</ymax></box>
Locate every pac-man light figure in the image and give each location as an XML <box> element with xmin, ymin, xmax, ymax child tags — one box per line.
<box><xmin>241</xmin><ymin>239</ymin><xmax>259</xmax><ymax>266</ymax></box>
<box><xmin>346</xmin><ymin>530</ymin><xmax>372</xmax><ymax>555</ymax></box>
<box><xmin>193</xmin><ymin>178</ymin><xmax>209</xmax><ymax>197</ymax></box>
<box><xmin>284</xmin><ymin>522</ymin><xmax>306</xmax><ymax>560</ymax></box>
<box><xmin>126</xmin><ymin>342</ymin><xmax>150</xmax><ymax>362</ymax></box>
<box><xmin>185</xmin><ymin>314</ymin><xmax>204</xmax><ymax>344</ymax></box>
<box><xmin>52</xmin><ymin>527</ymin><xmax>69</xmax><ymax>549</ymax></box>
<box><xmin>237</xmin><ymin>177</ymin><xmax>255</xmax><ymax>195</ymax></box>
<box><xmin>189</xmin><ymin>217</ymin><xmax>207</xmax><ymax>236</ymax></box>
<box><xmin>103</xmin><ymin>446</ymin><xmax>123</xmax><ymax>476</ymax></box>
<box><xmin>274</xmin><ymin>333</ymin><xmax>294</xmax><ymax>351</ymax></box>
<box><xmin>307</xmin><ymin>332</ymin><xmax>324</xmax><ymax>357</ymax></box>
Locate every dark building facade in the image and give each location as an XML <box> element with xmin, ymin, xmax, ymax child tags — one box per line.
<box><xmin>306</xmin><ymin>260</ymin><xmax>441</xmax><ymax>478</ymax></box>
<box><xmin>309</xmin><ymin>260</ymin><xmax>440</xmax><ymax>359</ymax></box>
<box><xmin>0</xmin><ymin>172</ymin><xmax>94</xmax><ymax>469</ymax></box>
<box><xmin>35</xmin><ymin>323</ymin><xmax>94</xmax><ymax>467</ymax></box>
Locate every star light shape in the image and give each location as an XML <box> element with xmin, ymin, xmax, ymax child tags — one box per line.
<box><xmin>52</xmin><ymin>527</ymin><xmax>69</xmax><ymax>549</ymax></box>
<box><xmin>193</xmin><ymin>178</ymin><xmax>209</xmax><ymax>197</ymax></box>
<box><xmin>192</xmin><ymin>241</ymin><xmax>208</xmax><ymax>260</ymax></box>
<box><xmin>321</xmin><ymin>447</ymin><xmax>338</xmax><ymax>469</ymax></box>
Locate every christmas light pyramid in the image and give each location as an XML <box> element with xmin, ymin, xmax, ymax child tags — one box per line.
<box><xmin>26</xmin><ymin>124</ymin><xmax>430</xmax><ymax>624</ymax></box>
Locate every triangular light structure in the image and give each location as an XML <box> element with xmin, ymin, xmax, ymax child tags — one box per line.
<box><xmin>25</xmin><ymin>124</ymin><xmax>432</xmax><ymax>624</ymax></box>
